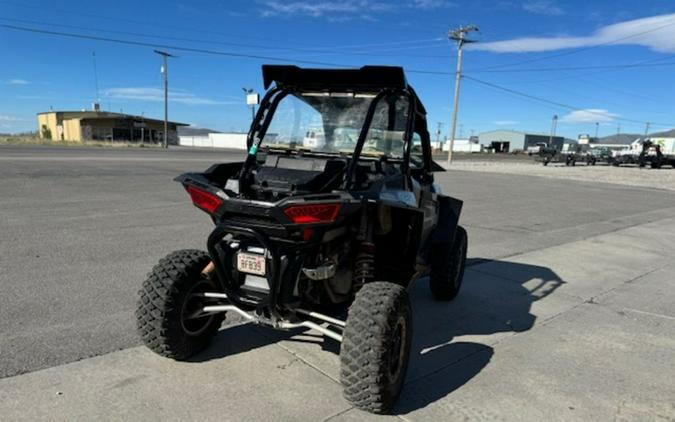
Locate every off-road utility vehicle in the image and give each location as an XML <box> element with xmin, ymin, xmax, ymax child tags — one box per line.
<box><xmin>136</xmin><ymin>65</ymin><xmax>467</xmax><ymax>414</ymax></box>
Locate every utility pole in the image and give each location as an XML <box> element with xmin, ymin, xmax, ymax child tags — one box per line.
<box><xmin>436</xmin><ymin>122</ymin><xmax>442</xmax><ymax>144</ymax></box>
<box><xmin>549</xmin><ymin>114</ymin><xmax>558</xmax><ymax>147</ymax></box>
<box><xmin>644</xmin><ymin>122</ymin><xmax>651</xmax><ymax>137</ymax></box>
<box><xmin>140</xmin><ymin>111</ymin><xmax>145</xmax><ymax>147</ymax></box>
<box><xmin>594</xmin><ymin>122</ymin><xmax>599</xmax><ymax>139</ymax></box>
<box><xmin>447</xmin><ymin>24</ymin><xmax>478</xmax><ymax>165</ymax></box>
<box><xmin>617</xmin><ymin>123</ymin><xmax>621</xmax><ymax>136</ymax></box>
<box><xmin>154</xmin><ymin>50</ymin><xmax>176</xmax><ymax>149</ymax></box>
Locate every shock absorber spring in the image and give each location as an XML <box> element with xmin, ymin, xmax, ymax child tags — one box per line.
<box><xmin>353</xmin><ymin>242</ymin><xmax>375</xmax><ymax>290</ymax></box>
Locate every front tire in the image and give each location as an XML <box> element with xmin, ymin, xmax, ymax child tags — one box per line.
<box><xmin>136</xmin><ymin>249</ymin><xmax>224</xmax><ymax>360</ymax></box>
<box><xmin>340</xmin><ymin>282</ymin><xmax>412</xmax><ymax>414</ymax></box>
<box><xmin>429</xmin><ymin>225</ymin><xmax>468</xmax><ymax>301</ymax></box>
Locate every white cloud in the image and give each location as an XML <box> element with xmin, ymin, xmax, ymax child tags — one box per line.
<box><xmin>258</xmin><ymin>0</ymin><xmax>451</xmax><ymax>19</ymax></box>
<box><xmin>471</xmin><ymin>13</ymin><xmax>675</xmax><ymax>53</ymax></box>
<box><xmin>493</xmin><ymin>120</ymin><xmax>518</xmax><ymax>125</ymax></box>
<box><xmin>0</xmin><ymin>114</ymin><xmax>26</xmax><ymax>129</ymax></box>
<box><xmin>6</xmin><ymin>79</ymin><xmax>29</xmax><ymax>85</ymax></box>
<box><xmin>258</xmin><ymin>1</ymin><xmax>388</xmax><ymax>18</ymax></box>
<box><xmin>411</xmin><ymin>0</ymin><xmax>454</xmax><ymax>9</ymax></box>
<box><xmin>104</xmin><ymin>87</ymin><xmax>235</xmax><ymax>106</ymax></box>
<box><xmin>0</xmin><ymin>114</ymin><xmax>21</xmax><ymax>121</ymax></box>
<box><xmin>560</xmin><ymin>109</ymin><xmax>619</xmax><ymax>123</ymax></box>
<box><xmin>522</xmin><ymin>0</ymin><xmax>564</xmax><ymax>16</ymax></box>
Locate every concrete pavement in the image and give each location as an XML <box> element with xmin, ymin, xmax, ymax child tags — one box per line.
<box><xmin>1</xmin><ymin>145</ymin><xmax>675</xmax><ymax>420</ymax></box>
<box><xmin>1</xmin><ymin>214</ymin><xmax>674</xmax><ymax>421</ymax></box>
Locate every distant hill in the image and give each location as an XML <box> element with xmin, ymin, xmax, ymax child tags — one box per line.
<box><xmin>596</xmin><ymin>133</ymin><xmax>641</xmax><ymax>144</ymax></box>
<box><xmin>648</xmin><ymin>128</ymin><xmax>675</xmax><ymax>137</ymax></box>
<box><xmin>595</xmin><ymin>128</ymin><xmax>675</xmax><ymax>144</ymax></box>
<box><xmin>178</xmin><ymin>126</ymin><xmax>221</xmax><ymax>136</ymax></box>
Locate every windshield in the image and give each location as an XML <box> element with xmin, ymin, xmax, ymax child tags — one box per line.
<box><xmin>262</xmin><ymin>91</ymin><xmax>410</xmax><ymax>158</ymax></box>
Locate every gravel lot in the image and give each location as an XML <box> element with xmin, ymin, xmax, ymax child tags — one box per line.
<box><xmin>448</xmin><ymin>160</ymin><xmax>675</xmax><ymax>192</ymax></box>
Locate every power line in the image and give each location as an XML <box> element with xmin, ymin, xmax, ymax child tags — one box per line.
<box><xmin>0</xmin><ymin>17</ymin><xmax>448</xmax><ymax>59</ymax></box>
<box><xmin>463</xmin><ymin>75</ymin><xmax>675</xmax><ymax>127</ymax></box>
<box><xmin>411</xmin><ymin>57</ymin><xmax>675</xmax><ymax>76</ymax></box>
<box><xmin>468</xmin><ymin>60</ymin><xmax>675</xmax><ymax>73</ymax></box>
<box><xmin>3</xmin><ymin>22</ymin><xmax>674</xmax><ymax>130</ymax></box>
<box><xmin>0</xmin><ymin>24</ymin><xmax>350</xmax><ymax>67</ymax></box>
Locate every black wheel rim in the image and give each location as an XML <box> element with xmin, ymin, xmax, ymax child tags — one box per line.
<box><xmin>387</xmin><ymin>316</ymin><xmax>407</xmax><ymax>381</ymax></box>
<box><xmin>180</xmin><ymin>279</ymin><xmax>216</xmax><ymax>336</ymax></box>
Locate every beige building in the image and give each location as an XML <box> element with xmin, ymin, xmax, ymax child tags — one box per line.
<box><xmin>37</xmin><ymin>111</ymin><xmax>187</xmax><ymax>143</ymax></box>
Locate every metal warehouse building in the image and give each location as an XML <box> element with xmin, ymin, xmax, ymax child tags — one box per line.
<box><xmin>37</xmin><ymin>110</ymin><xmax>187</xmax><ymax>143</ymax></box>
<box><xmin>479</xmin><ymin>130</ymin><xmax>565</xmax><ymax>153</ymax></box>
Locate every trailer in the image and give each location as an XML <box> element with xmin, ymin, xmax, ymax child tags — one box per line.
<box><xmin>611</xmin><ymin>138</ymin><xmax>675</xmax><ymax>168</ymax></box>
<box><xmin>536</xmin><ymin>144</ymin><xmax>597</xmax><ymax>166</ymax></box>
<box><xmin>639</xmin><ymin>138</ymin><xmax>675</xmax><ymax>169</ymax></box>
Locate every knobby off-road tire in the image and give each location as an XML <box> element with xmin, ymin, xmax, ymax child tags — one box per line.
<box><xmin>429</xmin><ymin>225</ymin><xmax>468</xmax><ymax>301</ymax></box>
<box><xmin>136</xmin><ymin>249</ymin><xmax>224</xmax><ymax>360</ymax></box>
<box><xmin>340</xmin><ymin>282</ymin><xmax>412</xmax><ymax>414</ymax></box>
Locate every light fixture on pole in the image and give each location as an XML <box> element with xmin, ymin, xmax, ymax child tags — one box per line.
<box><xmin>242</xmin><ymin>87</ymin><xmax>259</xmax><ymax>124</ymax></box>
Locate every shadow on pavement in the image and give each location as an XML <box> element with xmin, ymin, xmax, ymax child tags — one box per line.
<box><xmin>189</xmin><ymin>258</ymin><xmax>565</xmax><ymax>415</ymax></box>
<box><xmin>395</xmin><ymin>257</ymin><xmax>565</xmax><ymax>414</ymax></box>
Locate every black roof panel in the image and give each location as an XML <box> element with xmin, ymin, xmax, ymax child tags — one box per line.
<box><xmin>262</xmin><ymin>65</ymin><xmax>407</xmax><ymax>91</ymax></box>
<box><xmin>261</xmin><ymin>65</ymin><xmax>426</xmax><ymax>115</ymax></box>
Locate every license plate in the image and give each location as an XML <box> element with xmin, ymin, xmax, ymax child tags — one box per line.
<box><xmin>237</xmin><ymin>252</ymin><xmax>266</xmax><ymax>276</ymax></box>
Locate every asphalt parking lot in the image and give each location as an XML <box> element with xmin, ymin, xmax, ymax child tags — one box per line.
<box><xmin>1</xmin><ymin>145</ymin><xmax>674</xmax><ymax>421</ymax></box>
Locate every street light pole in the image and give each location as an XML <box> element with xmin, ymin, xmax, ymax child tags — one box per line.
<box><xmin>447</xmin><ymin>24</ymin><xmax>478</xmax><ymax>165</ymax></box>
<box><xmin>154</xmin><ymin>50</ymin><xmax>176</xmax><ymax>149</ymax></box>
<box><xmin>242</xmin><ymin>87</ymin><xmax>259</xmax><ymax>125</ymax></box>
<box><xmin>549</xmin><ymin>114</ymin><xmax>558</xmax><ymax>146</ymax></box>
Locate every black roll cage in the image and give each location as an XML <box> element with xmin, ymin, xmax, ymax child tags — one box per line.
<box><xmin>241</xmin><ymin>85</ymin><xmax>433</xmax><ymax>191</ymax></box>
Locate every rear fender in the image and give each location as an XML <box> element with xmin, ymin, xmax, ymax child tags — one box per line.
<box><xmin>374</xmin><ymin>204</ymin><xmax>424</xmax><ymax>284</ymax></box>
<box><xmin>431</xmin><ymin>195</ymin><xmax>463</xmax><ymax>244</ymax></box>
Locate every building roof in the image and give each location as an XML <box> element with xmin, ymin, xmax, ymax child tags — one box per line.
<box><xmin>37</xmin><ymin>110</ymin><xmax>188</xmax><ymax>126</ymax></box>
<box><xmin>178</xmin><ymin>126</ymin><xmax>221</xmax><ymax>136</ymax></box>
<box><xmin>478</xmin><ymin>129</ymin><xmax>558</xmax><ymax>137</ymax></box>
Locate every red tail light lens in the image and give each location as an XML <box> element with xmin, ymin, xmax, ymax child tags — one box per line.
<box><xmin>284</xmin><ymin>203</ymin><xmax>341</xmax><ymax>224</ymax></box>
<box><xmin>186</xmin><ymin>185</ymin><xmax>223</xmax><ymax>214</ymax></box>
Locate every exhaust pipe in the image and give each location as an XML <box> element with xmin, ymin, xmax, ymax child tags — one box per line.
<box><xmin>201</xmin><ymin>261</ymin><xmax>215</xmax><ymax>279</ymax></box>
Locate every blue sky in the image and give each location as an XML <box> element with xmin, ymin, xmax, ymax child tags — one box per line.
<box><xmin>1</xmin><ymin>0</ymin><xmax>675</xmax><ymax>138</ymax></box>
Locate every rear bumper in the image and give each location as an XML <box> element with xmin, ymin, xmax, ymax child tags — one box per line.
<box><xmin>206</xmin><ymin>223</ymin><xmax>310</xmax><ymax>320</ymax></box>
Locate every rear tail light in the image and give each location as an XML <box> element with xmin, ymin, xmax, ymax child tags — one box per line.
<box><xmin>186</xmin><ymin>185</ymin><xmax>223</xmax><ymax>214</ymax></box>
<box><xmin>284</xmin><ymin>203</ymin><xmax>341</xmax><ymax>224</ymax></box>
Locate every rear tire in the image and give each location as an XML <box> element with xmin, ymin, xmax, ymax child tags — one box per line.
<box><xmin>340</xmin><ymin>282</ymin><xmax>412</xmax><ymax>414</ymax></box>
<box><xmin>136</xmin><ymin>249</ymin><xmax>224</xmax><ymax>360</ymax></box>
<box><xmin>429</xmin><ymin>225</ymin><xmax>468</xmax><ymax>301</ymax></box>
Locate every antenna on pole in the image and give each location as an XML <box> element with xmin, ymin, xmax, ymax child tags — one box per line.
<box><xmin>447</xmin><ymin>24</ymin><xmax>479</xmax><ymax>165</ymax></box>
<box><xmin>92</xmin><ymin>51</ymin><xmax>100</xmax><ymax>111</ymax></box>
